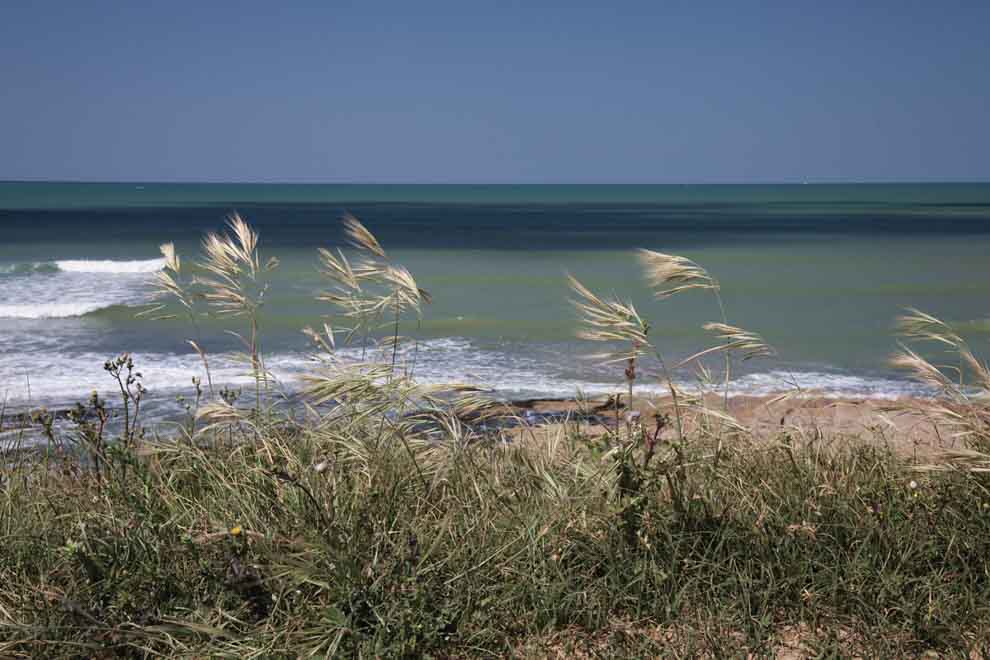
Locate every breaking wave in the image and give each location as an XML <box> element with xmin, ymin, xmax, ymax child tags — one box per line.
<box><xmin>54</xmin><ymin>258</ymin><xmax>166</xmax><ymax>274</ymax></box>
<box><xmin>0</xmin><ymin>258</ymin><xmax>165</xmax><ymax>276</ymax></box>
<box><xmin>0</xmin><ymin>302</ymin><xmax>121</xmax><ymax>319</ymax></box>
<box><xmin>0</xmin><ymin>257</ymin><xmax>163</xmax><ymax>319</ymax></box>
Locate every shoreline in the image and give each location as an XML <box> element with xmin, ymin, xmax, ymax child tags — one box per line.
<box><xmin>1</xmin><ymin>385</ymin><xmax>949</xmax><ymax>459</ymax></box>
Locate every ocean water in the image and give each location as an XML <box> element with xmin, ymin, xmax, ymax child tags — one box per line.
<box><xmin>1</xmin><ymin>182</ymin><xmax>989</xmax><ymax>424</ymax></box>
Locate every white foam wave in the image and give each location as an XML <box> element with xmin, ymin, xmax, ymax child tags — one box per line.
<box><xmin>0</xmin><ymin>301</ymin><xmax>117</xmax><ymax>319</ymax></box>
<box><xmin>55</xmin><ymin>258</ymin><xmax>165</xmax><ymax>274</ymax></box>
<box><xmin>0</xmin><ymin>256</ymin><xmax>163</xmax><ymax>318</ymax></box>
<box><xmin>411</xmin><ymin>368</ymin><xmax>928</xmax><ymax>401</ymax></box>
<box><xmin>0</xmin><ymin>350</ymin><xmax>318</xmax><ymax>407</ymax></box>
<box><xmin>0</xmin><ymin>339</ymin><xmax>930</xmax><ymax>427</ymax></box>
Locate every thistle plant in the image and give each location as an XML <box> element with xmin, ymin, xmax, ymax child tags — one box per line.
<box><xmin>104</xmin><ymin>353</ymin><xmax>146</xmax><ymax>451</ymax></box>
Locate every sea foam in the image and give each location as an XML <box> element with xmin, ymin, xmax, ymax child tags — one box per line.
<box><xmin>0</xmin><ymin>257</ymin><xmax>163</xmax><ymax>318</ymax></box>
<box><xmin>0</xmin><ymin>302</ymin><xmax>118</xmax><ymax>319</ymax></box>
<box><xmin>54</xmin><ymin>258</ymin><xmax>165</xmax><ymax>274</ymax></box>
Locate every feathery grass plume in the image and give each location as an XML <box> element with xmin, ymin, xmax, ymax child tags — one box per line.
<box><xmin>404</xmin><ymin>390</ymin><xmax>510</xmax><ymax>445</ymax></box>
<box><xmin>895</xmin><ymin>308</ymin><xmax>990</xmax><ymax>390</ymax></box>
<box><xmin>896</xmin><ymin>307</ymin><xmax>965</xmax><ymax>348</ymax></box>
<box><xmin>567</xmin><ymin>273</ymin><xmax>654</xmax><ymax>442</ymax></box>
<box><xmin>342</xmin><ymin>212</ymin><xmax>386</xmax><ymax>258</ymax></box>
<box><xmin>302</xmin><ymin>362</ymin><xmax>398</xmax><ymax>407</ymax></box>
<box><xmin>702</xmin><ymin>323</ymin><xmax>775</xmax><ymax>361</ymax></box>
<box><xmin>636</xmin><ymin>249</ymin><xmax>762</xmax><ymax>467</ymax></box>
<box><xmin>196</xmin><ymin>213</ymin><xmax>274</xmax><ymax>317</ymax></box>
<box><xmin>637</xmin><ymin>248</ymin><xmax>758</xmax><ymax>460</ymax></box>
<box><xmin>382</xmin><ymin>263</ymin><xmax>433</xmax><ymax>308</ymax></box>
<box><xmin>195</xmin><ymin>399</ymin><xmax>256</xmax><ymax>432</ymax></box>
<box><xmin>447</xmin><ymin>391</ymin><xmax>511</xmax><ymax>423</ymax></box>
<box><xmin>139</xmin><ymin>242</ymin><xmax>216</xmax><ymax>394</ymax></box>
<box><xmin>889</xmin><ymin>308</ymin><xmax>990</xmax><ymax>462</ymax></box>
<box><xmin>891</xmin><ymin>307</ymin><xmax>990</xmax><ymax>395</ymax></box>
<box><xmin>889</xmin><ymin>346</ymin><xmax>955</xmax><ymax>393</ymax></box>
<box><xmin>140</xmin><ymin>242</ymin><xmax>193</xmax><ymax>320</ymax></box>
<box><xmin>318</xmin><ymin>216</ymin><xmax>430</xmax><ymax>344</ymax></box>
<box><xmin>196</xmin><ymin>213</ymin><xmax>278</xmax><ymax>410</ymax></box>
<box><xmin>677</xmin><ymin>323</ymin><xmax>776</xmax><ymax>367</ymax></box>
<box><xmin>317</xmin><ymin>247</ymin><xmax>360</xmax><ymax>292</ymax></box>
<box><xmin>637</xmin><ymin>249</ymin><xmax>717</xmax><ymax>299</ymax></box>
<box><xmin>567</xmin><ymin>274</ymin><xmax>650</xmax><ymax>363</ymax></box>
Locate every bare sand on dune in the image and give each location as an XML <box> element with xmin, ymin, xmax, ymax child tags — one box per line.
<box><xmin>506</xmin><ymin>393</ymin><xmax>954</xmax><ymax>458</ymax></box>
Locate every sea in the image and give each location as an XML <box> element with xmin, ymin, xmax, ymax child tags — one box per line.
<box><xmin>2</xmin><ymin>182</ymin><xmax>989</xmax><ymax>427</ymax></box>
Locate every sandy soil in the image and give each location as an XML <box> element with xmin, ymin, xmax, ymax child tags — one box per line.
<box><xmin>505</xmin><ymin>392</ymin><xmax>955</xmax><ymax>458</ymax></box>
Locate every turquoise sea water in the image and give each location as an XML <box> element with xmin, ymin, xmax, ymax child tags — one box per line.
<box><xmin>1</xmin><ymin>182</ymin><xmax>989</xmax><ymax>422</ymax></box>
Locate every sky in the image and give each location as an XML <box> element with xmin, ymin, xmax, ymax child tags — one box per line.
<box><xmin>1</xmin><ymin>1</ymin><xmax>989</xmax><ymax>183</ymax></box>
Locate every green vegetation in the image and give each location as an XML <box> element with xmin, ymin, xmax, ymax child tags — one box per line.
<box><xmin>3</xmin><ymin>216</ymin><xmax>990</xmax><ymax>657</ymax></box>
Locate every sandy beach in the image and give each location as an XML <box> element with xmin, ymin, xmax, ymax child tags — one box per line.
<box><xmin>505</xmin><ymin>392</ymin><xmax>949</xmax><ymax>457</ymax></box>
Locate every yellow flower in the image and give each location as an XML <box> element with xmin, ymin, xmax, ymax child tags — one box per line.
<box><xmin>230</xmin><ymin>526</ymin><xmax>242</xmax><ymax>536</ymax></box>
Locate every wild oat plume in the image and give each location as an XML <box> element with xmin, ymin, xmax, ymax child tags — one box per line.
<box><xmin>567</xmin><ymin>273</ymin><xmax>650</xmax><ymax>364</ymax></box>
<box><xmin>317</xmin><ymin>215</ymin><xmax>430</xmax><ymax>348</ymax></box>
<box><xmin>637</xmin><ymin>249</ymin><xmax>717</xmax><ymax>299</ymax></box>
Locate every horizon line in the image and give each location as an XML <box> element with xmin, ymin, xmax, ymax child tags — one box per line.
<box><xmin>3</xmin><ymin>178</ymin><xmax>990</xmax><ymax>186</ymax></box>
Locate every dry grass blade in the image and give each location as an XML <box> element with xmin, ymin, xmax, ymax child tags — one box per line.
<box><xmin>916</xmin><ymin>447</ymin><xmax>990</xmax><ymax>473</ymax></box>
<box><xmin>890</xmin><ymin>346</ymin><xmax>955</xmax><ymax>392</ymax></box>
<box><xmin>889</xmin><ymin>311</ymin><xmax>990</xmax><ymax>456</ymax></box>
<box><xmin>317</xmin><ymin>217</ymin><xmax>429</xmax><ymax>349</ymax></box>
<box><xmin>637</xmin><ymin>249</ymin><xmax>716</xmax><ymax>299</ymax></box>
<box><xmin>567</xmin><ymin>274</ymin><xmax>650</xmax><ymax>360</ymax></box>
<box><xmin>442</xmin><ymin>391</ymin><xmax>511</xmax><ymax>422</ymax></box>
<box><xmin>302</xmin><ymin>363</ymin><xmax>396</xmax><ymax>406</ymax></box>
<box><xmin>383</xmin><ymin>264</ymin><xmax>432</xmax><ymax>310</ymax></box>
<box><xmin>894</xmin><ymin>307</ymin><xmax>990</xmax><ymax>394</ymax></box>
<box><xmin>896</xmin><ymin>308</ymin><xmax>963</xmax><ymax>348</ymax></box>
<box><xmin>303</xmin><ymin>323</ymin><xmax>337</xmax><ymax>354</ymax></box>
<box><xmin>195</xmin><ymin>214</ymin><xmax>270</xmax><ymax>317</ymax></box>
<box><xmin>701</xmin><ymin>322</ymin><xmax>775</xmax><ymax>361</ymax></box>
<box><xmin>343</xmin><ymin>213</ymin><xmax>387</xmax><ymax>259</ymax></box>
<box><xmin>160</xmin><ymin>241</ymin><xmax>180</xmax><ymax>272</ymax></box>
<box><xmin>683</xmin><ymin>400</ymin><xmax>748</xmax><ymax>434</ymax></box>
<box><xmin>194</xmin><ymin>400</ymin><xmax>257</xmax><ymax>434</ymax></box>
<box><xmin>225</xmin><ymin>212</ymin><xmax>260</xmax><ymax>276</ymax></box>
<box><xmin>318</xmin><ymin>247</ymin><xmax>361</xmax><ymax>292</ymax></box>
<box><xmin>139</xmin><ymin>242</ymin><xmax>194</xmax><ymax>320</ymax></box>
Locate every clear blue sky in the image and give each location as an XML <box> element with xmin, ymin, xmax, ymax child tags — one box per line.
<box><xmin>2</xmin><ymin>1</ymin><xmax>988</xmax><ymax>183</ymax></box>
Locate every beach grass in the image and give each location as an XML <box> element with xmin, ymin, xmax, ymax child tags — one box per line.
<box><xmin>2</xmin><ymin>216</ymin><xmax>990</xmax><ymax>657</ymax></box>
